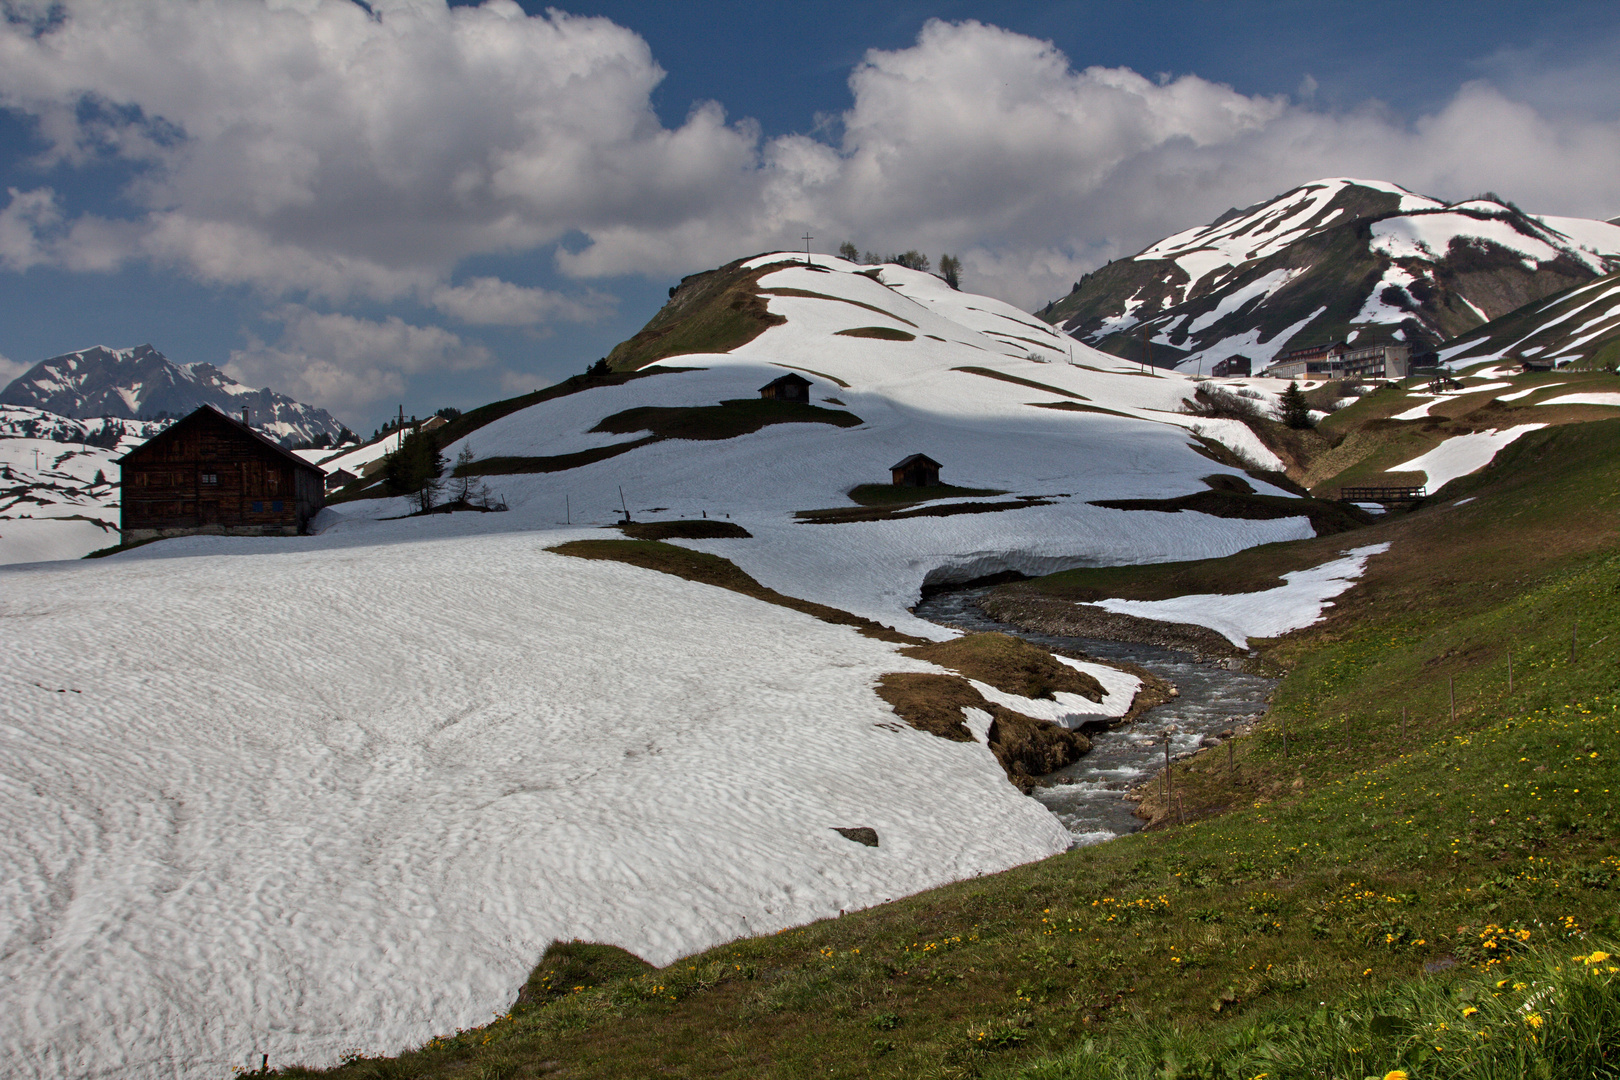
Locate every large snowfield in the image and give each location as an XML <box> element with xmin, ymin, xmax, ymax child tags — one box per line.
<box><xmin>5</xmin><ymin>254</ymin><xmax>1394</xmax><ymax>1077</ymax></box>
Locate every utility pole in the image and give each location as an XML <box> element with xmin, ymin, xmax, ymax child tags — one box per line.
<box><xmin>1141</xmin><ymin>325</ymin><xmax>1151</xmax><ymax>374</ymax></box>
<box><xmin>802</xmin><ymin>231</ymin><xmax>814</xmax><ymax>266</ymax></box>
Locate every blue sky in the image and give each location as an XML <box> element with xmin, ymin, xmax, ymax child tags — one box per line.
<box><xmin>2</xmin><ymin>0</ymin><xmax>1618</xmax><ymax>434</ymax></box>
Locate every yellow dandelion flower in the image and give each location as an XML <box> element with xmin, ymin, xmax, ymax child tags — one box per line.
<box><xmin>1384</xmin><ymin>1071</ymin><xmax>1410</xmax><ymax>1080</ymax></box>
<box><xmin>1525</xmin><ymin>1013</ymin><xmax>1544</xmax><ymax>1029</ymax></box>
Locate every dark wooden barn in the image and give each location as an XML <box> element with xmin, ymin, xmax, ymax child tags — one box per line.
<box><xmin>759</xmin><ymin>372</ymin><xmax>813</xmax><ymax>402</ymax></box>
<box><xmin>890</xmin><ymin>453</ymin><xmax>942</xmax><ymax>487</ymax></box>
<box><xmin>119</xmin><ymin>406</ymin><xmax>326</xmax><ymax>544</ymax></box>
<box><xmin>1210</xmin><ymin>355</ymin><xmax>1251</xmax><ymax>377</ymax></box>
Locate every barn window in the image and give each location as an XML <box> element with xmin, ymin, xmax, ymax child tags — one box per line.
<box><xmin>201</xmin><ymin>472</ymin><xmax>219</xmax><ymax>485</ymax></box>
<box><xmin>272</xmin><ymin>500</ymin><xmax>284</xmax><ymax>512</ymax></box>
<box><xmin>251</xmin><ymin>501</ymin><xmax>263</xmax><ymax>512</ymax></box>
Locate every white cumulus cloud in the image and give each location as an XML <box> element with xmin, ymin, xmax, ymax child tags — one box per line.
<box><xmin>1</xmin><ymin>5</ymin><xmax>1618</xmax><ymax>320</ymax></box>
<box><xmin>226</xmin><ymin>306</ymin><xmax>491</xmax><ymax>415</ymax></box>
<box><xmin>428</xmin><ymin>277</ymin><xmax>613</xmax><ymax>326</ymax></box>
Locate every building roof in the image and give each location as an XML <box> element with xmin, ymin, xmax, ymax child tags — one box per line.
<box><xmin>1273</xmin><ymin>341</ymin><xmax>1346</xmax><ymax>363</ymax></box>
<box><xmin>118</xmin><ymin>405</ymin><xmax>325</xmax><ymax>476</ymax></box>
<box><xmin>759</xmin><ymin>372</ymin><xmax>813</xmax><ymax>391</ymax></box>
<box><xmin>890</xmin><ymin>453</ymin><xmax>941</xmax><ymax>471</ymax></box>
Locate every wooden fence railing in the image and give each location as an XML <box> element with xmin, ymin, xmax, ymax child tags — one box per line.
<box><xmin>1337</xmin><ymin>485</ymin><xmax>1426</xmax><ymax>502</ymax></box>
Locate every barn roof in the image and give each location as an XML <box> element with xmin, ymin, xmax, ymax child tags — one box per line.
<box><xmin>118</xmin><ymin>405</ymin><xmax>326</xmax><ymax>476</ymax></box>
<box><xmin>889</xmin><ymin>453</ymin><xmax>941</xmax><ymax>471</ymax></box>
<box><xmin>759</xmin><ymin>372</ymin><xmax>813</xmax><ymax>391</ymax></box>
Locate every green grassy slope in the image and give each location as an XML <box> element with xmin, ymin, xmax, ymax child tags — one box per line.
<box><xmin>605</xmin><ymin>257</ymin><xmax>799</xmax><ymax>371</ymax></box>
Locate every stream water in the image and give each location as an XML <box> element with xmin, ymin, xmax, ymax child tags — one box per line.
<box><xmin>912</xmin><ymin>587</ymin><xmax>1278</xmax><ymax>846</ymax></box>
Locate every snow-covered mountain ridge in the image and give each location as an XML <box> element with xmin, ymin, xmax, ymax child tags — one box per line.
<box><xmin>1042</xmin><ymin>178</ymin><xmax>1620</xmax><ymax>374</ymax></box>
<box><xmin>0</xmin><ymin>343</ymin><xmax>349</xmax><ymax>447</ymax></box>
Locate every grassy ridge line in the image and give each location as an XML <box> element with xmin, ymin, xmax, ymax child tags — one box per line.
<box><xmin>606</xmin><ymin>258</ymin><xmax>796</xmax><ymax>371</ymax></box>
<box><xmin>272</xmin><ymin>424</ymin><xmax>1620</xmax><ymax>1080</ymax></box>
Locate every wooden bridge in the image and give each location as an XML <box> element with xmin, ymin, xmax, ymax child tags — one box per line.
<box><xmin>1337</xmin><ymin>485</ymin><xmax>1426</xmax><ymax>504</ymax></box>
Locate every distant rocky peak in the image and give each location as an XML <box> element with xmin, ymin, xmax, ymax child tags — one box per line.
<box><xmin>0</xmin><ymin>343</ymin><xmax>348</xmax><ymax>447</ymax></box>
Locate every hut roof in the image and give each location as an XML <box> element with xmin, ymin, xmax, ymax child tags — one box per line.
<box><xmin>118</xmin><ymin>405</ymin><xmax>326</xmax><ymax>476</ymax></box>
<box><xmin>889</xmin><ymin>453</ymin><xmax>941</xmax><ymax>471</ymax></box>
<box><xmin>759</xmin><ymin>372</ymin><xmax>813</xmax><ymax>392</ymax></box>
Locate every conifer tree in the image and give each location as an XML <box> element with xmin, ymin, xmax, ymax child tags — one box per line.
<box><xmin>1277</xmin><ymin>381</ymin><xmax>1315</xmax><ymax>429</ymax></box>
<box><xmin>939</xmin><ymin>254</ymin><xmax>962</xmax><ymax>290</ymax></box>
<box><xmin>384</xmin><ymin>428</ymin><xmax>445</xmax><ymax>511</ymax></box>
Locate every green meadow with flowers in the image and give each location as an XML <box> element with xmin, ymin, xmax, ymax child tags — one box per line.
<box><xmin>273</xmin><ymin>423</ymin><xmax>1620</xmax><ymax>1078</ymax></box>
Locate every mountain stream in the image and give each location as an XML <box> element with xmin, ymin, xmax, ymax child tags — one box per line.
<box><xmin>912</xmin><ymin>587</ymin><xmax>1277</xmax><ymax>846</ymax></box>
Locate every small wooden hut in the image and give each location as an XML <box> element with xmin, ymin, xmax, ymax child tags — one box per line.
<box><xmin>119</xmin><ymin>406</ymin><xmax>326</xmax><ymax>544</ymax></box>
<box><xmin>759</xmin><ymin>372</ymin><xmax>813</xmax><ymax>402</ymax></box>
<box><xmin>890</xmin><ymin>453</ymin><xmax>942</xmax><ymax>487</ymax></box>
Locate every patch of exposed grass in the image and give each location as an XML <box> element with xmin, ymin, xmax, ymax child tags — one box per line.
<box><xmin>1090</xmin><ymin>488</ymin><xmax>1374</xmax><ymax>536</ymax></box>
<box><xmin>873</xmin><ymin>672</ymin><xmax>983</xmax><ymax>742</ymax></box>
<box><xmin>451</xmin><ymin>436</ymin><xmax>656</xmax><ymax>477</ymax></box>
<box><xmin>953</xmin><ymin>366</ymin><xmax>1089</xmax><ymax>400</ymax></box>
<box><xmin>1027</xmin><ymin>401</ymin><xmax>1137</xmax><ymax>419</ymax></box>
<box><xmin>591</xmin><ymin>398</ymin><xmax>862</xmax><ymax>441</ymax></box>
<box><xmin>795</xmin><ymin>497</ymin><xmax>1055</xmax><ymax>525</ymax></box>
<box><xmin>835</xmin><ymin>326</ymin><xmax>917</xmax><ymax>341</ymax></box>
<box><xmin>759</xmin><ymin>288</ymin><xmax>917</xmax><ymax>327</ymax></box>
<box><xmin>430</xmin><ymin>367</ymin><xmax>694</xmax><ymax>449</ymax></box>
<box><xmin>901</xmin><ymin>632</ymin><xmax>1104</xmax><ymax>702</ymax></box>
<box><xmin>845</xmin><ymin>483</ymin><xmax>1008</xmax><ymax>506</ymax></box>
<box><xmin>616</xmin><ymin>519</ymin><xmax>752</xmax><ymax>541</ymax></box>
<box><xmin>873</xmin><ymin>672</ymin><xmax>1091</xmax><ymax>791</ymax></box>
<box><xmin>547</xmin><ymin>539</ymin><xmax>924</xmax><ymax>645</ymax></box>
<box><xmin>453</xmin><ymin>401</ymin><xmax>860</xmax><ymax>478</ymax></box>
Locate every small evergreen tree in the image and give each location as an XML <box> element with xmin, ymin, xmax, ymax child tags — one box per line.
<box><xmin>587</xmin><ymin>357</ymin><xmax>611</xmax><ymax>377</ymax></box>
<box><xmin>93</xmin><ymin>469</ymin><xmax>107</xmax><ymax>486</ymax></box>
<box><xmin>893</xmin><ymin>250</ymin><xmax>930</xmax><ymax>272</ymax></box>
<box><xmin>939</xmin><ymin>253</ymin><xmax>962</xmax><ymax>290</ymax></box>
<box><xmin>838</xmin><ymin>241</ymin><xmax>859</xmax><ymax>261</ymax></box>
<box><xmin>383</xmin><ymin>428</ymin><xmax>446</xmax><ymax>512</ymax></box>
<box><xmin>1277</xmin><ymin>381</ymin><xmax>1315</xmax><ymax>429</ymax></box>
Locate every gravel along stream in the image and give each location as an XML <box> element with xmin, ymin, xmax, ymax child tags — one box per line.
<box><xmin>913</xmin><ymin>586</ymin><xmax>1277</xmax><ymax>846</ymax></box>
